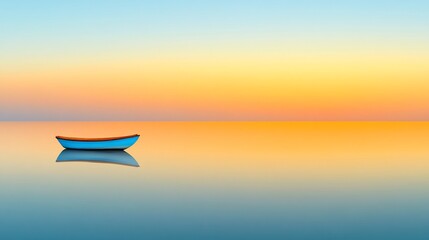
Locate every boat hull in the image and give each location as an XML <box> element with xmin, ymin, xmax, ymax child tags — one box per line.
<box><xmin>56</xmin><ymin>135</ymin><xmax>139</xmax><ymax>150</ymax></box>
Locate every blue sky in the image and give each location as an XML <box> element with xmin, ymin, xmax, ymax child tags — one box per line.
<box><xmin>1</xmin><ymin>1</ymin><xmax>429</xmax><ymax>120</ymax></box>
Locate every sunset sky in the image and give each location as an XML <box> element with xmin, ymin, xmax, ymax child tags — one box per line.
<box><xmin>1</xmin><ymin>0</ymin><xmax>429</xmax><ymax>120</ymax></box>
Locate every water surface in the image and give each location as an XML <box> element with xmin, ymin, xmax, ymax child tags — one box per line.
<box><xmin>1</xmin><ymin>122</ymin><xmax>429</xmax><ymax>239</ymax></box>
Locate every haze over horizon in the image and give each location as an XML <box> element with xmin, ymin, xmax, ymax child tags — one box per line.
<box><xmin>1</xmin><ymin>0</ymin><xmax>429</xmax><ymax>121</ymax></box>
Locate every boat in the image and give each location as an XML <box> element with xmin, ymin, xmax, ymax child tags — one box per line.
<box><xmin>56</xmin><ymin>134</ymin><xmax>140</xmax><ymax>150</ymax></box>
<box><xmin>56</xmin><ymin>150</ymin><xmax>139</xmax><ymax>167</ymax></box>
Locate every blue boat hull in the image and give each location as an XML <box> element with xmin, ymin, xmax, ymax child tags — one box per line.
<box><xmin>57</xmin><ymin>136</ymin><xmax>139</xmax><ymax>150</ymax></box>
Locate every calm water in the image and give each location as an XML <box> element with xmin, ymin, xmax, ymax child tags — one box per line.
<box><xmin>2</xmin><ymin>122</ymin><xmax>429</xmax><ymax>240</ymax></box>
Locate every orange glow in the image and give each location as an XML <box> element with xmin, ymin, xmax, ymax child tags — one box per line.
<box><xmin>2</xmin><ymin>122</ymin><xmax>429</xmax><ymax>188</ymax></box>
<box><xmin>2</xmin><ymin>48</ymin><xmax>429</xmax><ymax>120</ymax></box>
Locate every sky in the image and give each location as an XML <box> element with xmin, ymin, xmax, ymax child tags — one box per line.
<box><xmin>1</xmin><ymin>0</ymin><xmax>429</xmax><ymax>120</ymax></box>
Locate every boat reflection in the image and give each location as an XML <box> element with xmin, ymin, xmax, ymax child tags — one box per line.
<box><xmin>56</xmin><ymin>150</ymin><xmax>139</xmax><ymax>167</ymax></box>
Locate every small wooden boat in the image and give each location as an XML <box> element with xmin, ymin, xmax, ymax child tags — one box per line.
<box><xmin>56</xmin><ymin>134</ymin><xmax>140</xmax><ymax>150</ymax></box>
<box><xmin>56</xmin><ymin>150</ymin><xmax>139</xmax><ymax>167</ymax></box>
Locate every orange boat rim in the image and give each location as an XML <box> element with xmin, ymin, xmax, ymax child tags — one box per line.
<box><xmin>56</xmin><ymin>134</ymin><xmax>140</xmax><ymax>142</ymax></box>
